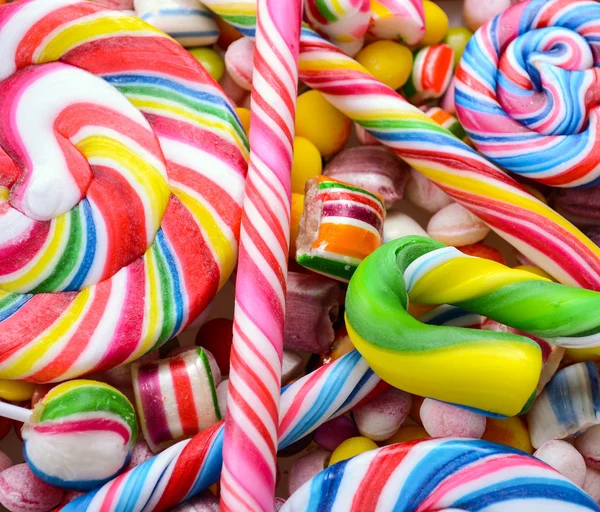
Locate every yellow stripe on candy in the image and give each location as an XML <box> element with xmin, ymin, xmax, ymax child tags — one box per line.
<box><xmin>173</xmin><ymin>189</ymin><xmax>234</xmax><ymax>288</ymax></box>
<box><xmin>370</xmin><ymin>1</ymin><xmax>393</xmax><ymax>17</ymax></box>
<box><xmin>330</xmin><ymin>0</ymin><xmax>346</xmax><ymax>16</ymax></box>
<box><xmin>299</xmin><ymin>58</ymin><xmax>368</xmax><ymax>74</ymax></box>
<box><xmin>1</xmin><ymin>215</ymin><xmax>68</xmax><ymax>293</ymax></box>
<box><xmin>36</xmin><ymin>16</ymin><xmax>165</xmax><ymax>64</ymax></box>
<box><xmin>75</xmin><ymin>136</ymin><xmax>171</xmax><ymax>231</ymax></box>
<box><xmin>206</xmin><ymin>2</ymin><xmax>256</xmax><ymax>16</ymax></box>
<box><xmin>42</xmin><ymin>378</ymin><xmax>118</xmax><ymax>402</ymax></box>
<box><xmin>347</xmin><ymin>319</ymin><xmax>541</xmax><ymax>417</ymax></box>
<box><xmin>409</xmin><ymin>257</ymin><xmax>550</xmax><ymax>305</ymax></box>
<box><xmin>138</xmin><ymin>247</ymin><xmax>162</xmax><ymax>356</ymax></box>
<box><xmin>0</xmin><ymin>187</ymin><xmax>8</xmax><ymax>202</ymax></box>
<box><xmin>1</xmin><ymin>288</ymin><xmax>92</xmax><ymax>379</ymax></box>
<box><xmin>129</xmin><ymin>99</ymin><xmax>249</xmax><ymax>160</ymax></box>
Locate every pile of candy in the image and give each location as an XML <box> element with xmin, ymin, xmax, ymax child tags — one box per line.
<box><xmin>2</xmin><ymin>0</ymin><xmax>600</xmax><ymax>510</ymax></box>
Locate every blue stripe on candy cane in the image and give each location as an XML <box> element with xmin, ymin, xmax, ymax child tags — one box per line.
<box><xmin>307</xmin><ymin>459</ymin><xmax>348</xmax><ymax>512</ymax></box>
<box><xmin>155</xmin><ymin>229</ymin><xmax>184</xmax><ymax>337</ymax></box>
<box><xmin>186</xmin><ymin>425</ymin><xmax>225</xmax><ymax>500</ymax></box>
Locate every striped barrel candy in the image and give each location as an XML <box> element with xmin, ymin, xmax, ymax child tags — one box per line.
<box><xmin>132</xmin><ymin>347</ymin><xmax>221</xmax><ymax>453</ymax></box>
<box><xmin>368</xmin><ymin>0</ymin><xmax>425</xmax><ymax>45</ymax></box>
<box><xmin>0</xmin><ymin>0</ymin><xmax>248</xmax><ymax>383</ymax></box>
<box><xmin>455</xmin><ymin>0</ymin><xmax>600</xmax><ymax>187</ymax></box>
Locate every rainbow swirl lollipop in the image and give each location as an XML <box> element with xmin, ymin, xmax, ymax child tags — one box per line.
<box><xmin>0</xmin><ymin>0</ymin><xmax>247</xmax><ymax>383</ymax></box>
<box><xmin>456</xmin><ymin>0</ymin><xmax>600</xmax><ymax>187</ymax></box>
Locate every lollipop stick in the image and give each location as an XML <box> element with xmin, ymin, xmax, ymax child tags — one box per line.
<box><xmin>0</xmin><ymin>401</ymin><xmax>32</xmax><ymax>424</ymax></box>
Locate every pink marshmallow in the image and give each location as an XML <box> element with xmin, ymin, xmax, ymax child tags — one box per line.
<box><xmin>420</xmin><ymin>398</ymin><xmax>486</xmax><ymax>439</ymax></box>
<box><xmin>170</xmin><ymin>491</ymin><xmax>220</xmax><ymax>511</ymax></box>
<box><xmin>288</xmin><ymin>450</ymin><xmax>331</xmax><ymax>496</ymax></box>
<box><xmin>0</xmin><ymin>464</ymin><xmax>63</xmax><ymax>512</ymax></box>
<box><xmin>313</xmin><ymin>416</ymin><xmax>359</xmax><ymax>452</ymax></box>
<box><xmin>126</xmin><ymin>440</ymin><xmax>154</xmax><ymax>470</ymax></box>
<box><xmin>427</xmin><ymin>202</ymin><xmax>490</xmax><ymax>247</ymax></box>
<box><xmin>584</xmin><ymin>467</ymin><xmax>600</xmax><ymax>503</ymax></box>
<box><xmin>0</xmin><ymin>450</ymin><xmax>12</xmax><ymax>473</ymax></box>
<box><xmin>404</xmin><ymin>168</ymin><xmax>453</xmax><ymax>214</ymax></box>
<box><xmin>576</xmin><ymin>425</ymin><xmax>600</xmax><ymax>469</ymax></box>
<box><xmin>534</xmin><ymin>440</ymin><xmax>586</xmax><ymax>487</ymax></box>
<box><xmin>225</xmin><ymin>37</ymin><xmax>254</xmax><ymax>91</ymax></box>
<box><xmin>354</xmin><ymin>388</ymin><xmax>412</xmax><ymax>441</ymax></box>
<box><xmin>463</xmin><ymin>0</ymin><xmax>513</xmax><ymax>32</ymax></box>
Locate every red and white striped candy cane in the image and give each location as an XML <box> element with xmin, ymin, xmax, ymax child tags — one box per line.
<box><xmin>219</xmin><ymin>0</ymin><xmax>302</xmax><ymax>511</ymax></box>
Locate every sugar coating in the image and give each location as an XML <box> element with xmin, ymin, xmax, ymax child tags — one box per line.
<box><xmin>354</xmin><ymin>388</ymin><xmax>412</xmax><ymax>441</ymax></box>
<box><xmin>0</xmin><ymin>464</ymin><xmax>63</xmax><ymax>512</ymax></box>
<box><xmin>420</xmin><ymin>398</ymin><xmax>486</xmax><ymax>438</ymax></box>
<box><xmin>575</xmin><ymin>425</ymin><xmax>600</xmax><ymax>469</ymax></box>
<box><xmin>288</xmin><ymin>450</ymin><xmax>331</xmax><ymax>496</ymax></box>
<box><xmin>314</xmin><ymin>416</ymin><xmax>359</xmax><ymax>452</ymax></box>
<box><xmin>126</xmin><ymin>440</ymin><xmax>154</xmax><ymax>470</ymax></box>
<box><xmin>534</xmin><ymin>440</ymin><xmax>587</xmax><ymax>487</ymax></box>
<box><xmin>170</xmin><ymin>491</ymin><xmax>220</xmax><ymax>511</ymax></box>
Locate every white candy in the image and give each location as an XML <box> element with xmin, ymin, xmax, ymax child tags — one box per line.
<box><xmin>427</xmin><ymin>202</ymin><xmax>490</xmax><ymax>246</ymax></box>
<box><xmin>534</xmin><ymin>440</ymin><xmax>586</xmax><ymax>487</ymax></box>
<box><xmin>134</xmin><ymin>0</ymin><xmax>219</xmax><ymax>47</ymax></box>
<box><xmin>384</xmin><ymin>211</ymin><xmax>428</xmax><ymax>242</ymax></box>
<box><xmin>404</xmin><ymin>168</ymin><xmax>453</xmax><ymax>214</ymax></box>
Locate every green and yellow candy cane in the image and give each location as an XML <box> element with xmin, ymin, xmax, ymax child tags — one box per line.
<box><xmin>346</xmin><ymin>236</ymin><xmax>600</xmax><ymax>417</ymax></box>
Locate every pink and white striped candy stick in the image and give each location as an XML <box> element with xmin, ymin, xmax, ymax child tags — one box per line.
<box><xmin>220</xmin><ymin>1</ymin><xmax>302</xmax><ymax>511</ymax></box>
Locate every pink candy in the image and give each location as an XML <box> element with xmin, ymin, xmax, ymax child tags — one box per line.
<box><xmin>0</xmin><ymin>450</ymin><xmax>12</xmax><ymax>473</ymax></box>
<box><xmin>314</xmin><ymin>416</ymin><xmax>359</xmax><ymax>452</ymax></box>
<box><xmin>575</xmin><ymin>425</ymin><xmax>600</xmax><ymax>469</ymax></box>
<box><xmin>354</xmin><ymin>388</ymin><xmax>412</xmax><ymax>441</ymax></box>
<box><xmin>427</xmin><ymin>202</ymin><xmax>490</xmax><ymax>246</ymax></box>
<box><xmin>0</xmin><ymin>464</ymin><xmax>63</xmax><ymax>512</ymax></box>
<box><xmin>420</xmin><ymin>398</ymin><xmax>486</xmax><ymax>439</ymax></box>
<box><xmin>288</xmin><ymin>449</ymin><xmax>331</xmax><ymax>496</ymax></box>
<box><xmin>404</xmin><ymin>168</ymin><xmax>453</xmax><ymax>214</ymax></box>
<box><xmin>224</xmin><ymin>37</ymin><xmax>254</xmax><ymax>91</ymax></box>
<box><xmin>534</xmin><ymin>440</ymin><xmax>586</xmax><ymax>487</ymax></box>
<box><xmin>463</xmin><ymin>0</ymin><xmax>513</xmax><ymax>32</ymax></box>
<box><xmin>170</xmin><ymin>491</ymin><xmax>220</xmax><ymax>511</ymax></box>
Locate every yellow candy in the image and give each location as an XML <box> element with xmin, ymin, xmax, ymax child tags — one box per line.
<box><xmin>291</xmin><ymin>137</ymin><xmax>322</xmax><ymax>195</ymax></box>
<box><xmin>513</xmin><ymin>265</ymin><xmax>555</xmax><ymax>280</ymax></box>
<box><xmin>356</xmin><ymin>41</ymin><xmax>413</xmax><ymax>90</ymax></box>
<box><xmin>295</xmin><ymin>90</ymin><xmax>352</xmax><ymax>157</ymax></box>
<box><xmin>0</xmin><ymin>379</ymin><xmax>36</xmax><ymax>402</ymax></box>
<box><xmin>188</xmin><ymin>48</ymin><xmax>225</xmax><ymax>82</ymax></box>
<box><xmin>290</xmin><ymin>193</ymin><xmax>305</xmax><ymax>257</ymax></box>
<box><xmin>482</xmin><ymin>417</ymin><xmax>533</xmax><ymax>454</ymax></box>
<box><xmin>329</xmin><ymin>436</ymin><xmax>378</xmax><ymax>466</ymax></box>
<box><xmin>235</xmin><ymin>107</ymin><xmax>251</xmax><ymax>135</ymax></box>
<box><xmin>420</xmin><ymin>0</ymin><xmax>449</xmax><ymax>46</ymax></box>
<box><xmin>383</xmin><ymin>425</ymin><xmax>429</xmax><ymax>445</ymax></box>
<box><xmin>566</xmin><ymin>346</ymin><xmax>600</xmax><ymax>363</ymax></box>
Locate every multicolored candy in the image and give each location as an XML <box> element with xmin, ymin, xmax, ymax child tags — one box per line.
<box><xmin>403</xmin><ymin>43</ymin><xmax>454</xmax><ymax>102</ymax></box>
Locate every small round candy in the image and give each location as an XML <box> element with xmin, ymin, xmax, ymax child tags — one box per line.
<box><xmin>0</xmin><ymin>464</ymin><xmax>63</xmax><ymax>512</ymax></box>
<box><xmin>427</xmin><ymin>202</ymin><xmax>490</xmax><ymax>247</ymax></box>
<box><xmin>195</xmin><ymin>318</ymin><xmax>234</xmax><ymax>375</ymax></box>
<box><xmin>225</xmin><ymin>37</ymin><xmax>253</xmax><ymax>90</ymax></box>
<box><xmin>482</xmin><ymin>417</ymin><xmax>533</xmax><ymax>454</ymax></box>
<box><xmin>329</xmin><ymin>437</ymin><xmax>378</xmax><ymax>466</ymax></box>
<box><xmin>0</xmin><ymin>451</ymin><xmax>12</xmax><ymax>473</ymax></box>
<box><xmin>420</xmin><ymin>0</ymin><xmax>449</xmax><ymax>46</ymax></box>
<box><xmin>295</xmin><ymin>90</ymin><xmax>352</xmax><ymax>157</ymax></box>
<box><xmin>354</xmin><ymin>388</ymin><xmax>412</xmax><ymax>441</ymax></box>
<box><xmin>188</xmin><ymin>48</ymin><xmax>225</xmax><ymax>81</ymax></box>
<box><xmin>420</xmin><ymin>398</ymin><xmax>486</xmax><ymax>438</ymax></box>
<box><xmin>575</xmin><ymin>425</ymin><xmax>600</xmax><ymax>469</ymax></box>
<box><xmin>404</xmin><ymin>168</ymin><xmax>453</xmax><ymax>214</ymax></box>
<box><xmin>458</xmin><ymin>243</ymin><xmax>507</xmax><ymax>265</ymax></box>
<box><xmin>291</xmin><ymin>137</ymin><xmax>322</xmax><ymax>195</ymax></box>
<box><xmin>314</xmin><ymin>416</ymin><xmax>359</xmax><ymax>452</ymax></box>
<box><xmin>463</xmin><ymin>0</ymin><xmax>512</xmax><ymax>32</ymax></box>
<box><xmin>356</xmin><ymin>41</ymin><xmax>413</xmax><ymax>90</ymax></box>
<box><xmin>0</xmin><ymin>380</ymin><xmax>36</xmax><ymax>402</ymax></box>
<box><xmin>383</xmin><ymin>425</ymin><xmax>430</xmax><ymax>445</ymax></box>
<box><xmin>288</xmin><ymin>449</ymin><xmax>331</xmax><ymax>496</ymax></box>
<box><xmin>235</xmin><ymin>107</ymin><xmax>251</xmax><ymax>135</ymax></box>
<box><xmin>534</xmin><ymin>440</ymin><xmax>586</xmax><ymax>487</ymax></box>
<box><xmin>444</xmin><ymin>26</ymin><xmax>473</xmax><ymax>69</ymax></box>
<box><xmin>22</xmin><ymin>380</ymin><xmax>138</xmax><ymax>490</ymax></box>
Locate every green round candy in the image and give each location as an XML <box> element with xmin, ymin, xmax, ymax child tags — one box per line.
<box><xmin>188</xmin><ymin>48</ymin><xmax>225</xmax><ymax>81</ymax></box>
<box><xmin>444</xmin><ymin>26</ymin><xmax>473</xmax><ymax>69</ymax></box>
